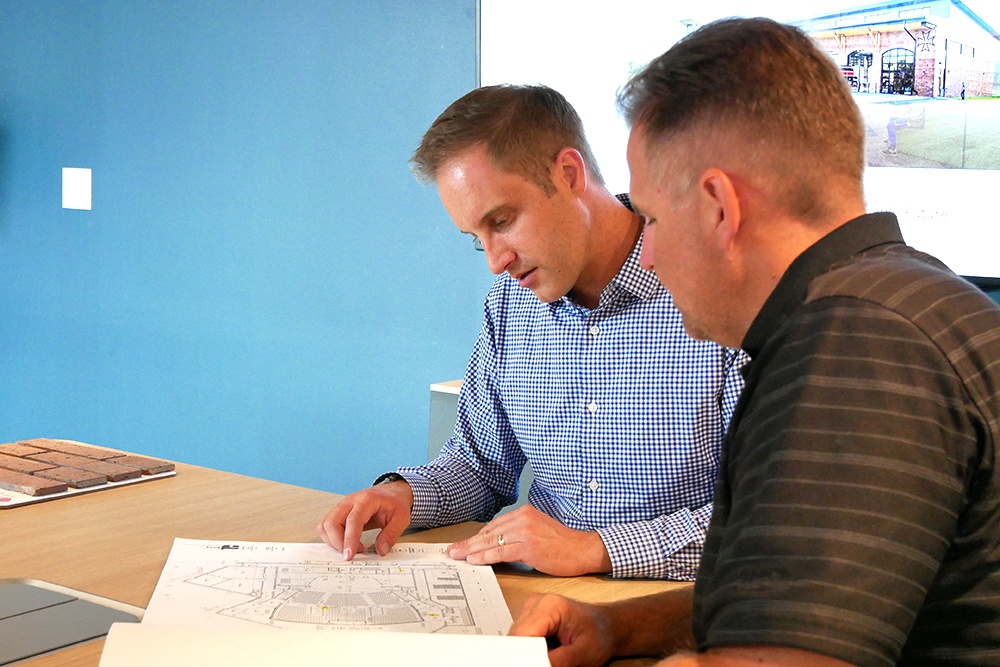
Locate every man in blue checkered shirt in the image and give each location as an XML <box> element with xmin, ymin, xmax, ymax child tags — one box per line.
<box><xmin>317</xmin><ymin>85</ymin><xmax>744</xmax><ymax>579</ymax></box>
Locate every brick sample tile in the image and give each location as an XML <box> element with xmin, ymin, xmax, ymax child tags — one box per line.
<box><xmin>0</xmin><ymin>442</ymin><xmax>48</xmax><ymax>458</ymax></box>
<box><xmin>0</xmin><ymin>468</ymin><xmax>68</xmax><ymax>496</ymax></box>
<box><xmin>0</xmin><ymin>453</ymin><xmax>57</xmax><ymax>475</ymax></box>
<box><xmin>18</xmin><ymin>439</ymin><xmax>120</xmax><ymax>460</ymax></box>
<box><xmin>106</xmin><ymin>455</ymin><xmax>175</xmax><ymax>475</ymax></box>
<box><xmin>26</xmin><ymin>452</ymin><xmax>142</xmax><ymax>482</ymax></box>
<box><xmin>32</xmin><ymin>466</ymin><xmax>108</xmax><ymax>489</ymax></box>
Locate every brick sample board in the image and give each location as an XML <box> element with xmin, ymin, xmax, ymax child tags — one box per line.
<box><xmin>0</xmin><ymin>439</ymin><xmax>175</xmax><ymax>509</ymax></box>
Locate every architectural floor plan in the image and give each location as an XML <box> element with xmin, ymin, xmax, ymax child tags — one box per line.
<box><xmin>142</xmin><ymin>539</ymin><xmax>512</xmax><ymax>635</ymax></box>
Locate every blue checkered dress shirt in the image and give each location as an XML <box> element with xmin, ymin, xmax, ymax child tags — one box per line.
<box><xmin>400</xmin><ymin>196</ymin><xmax>745</xmax><ymax>579</ymax></box>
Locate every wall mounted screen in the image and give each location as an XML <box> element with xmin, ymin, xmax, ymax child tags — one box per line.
<box><xmin>481</xmin><ymin>0</ymin><xmax>1000</xmax><ymax>284</ymax></box>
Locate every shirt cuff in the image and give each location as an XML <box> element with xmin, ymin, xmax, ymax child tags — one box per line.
<box><xmin>597</xmin><ymin>508</ymin><xmax>705</xmax><ymax>580</ymax></box>
<box><xmin>396</xmin><ymin>471</ymin><xmax>440</xmax><ymax>528</ymax></box>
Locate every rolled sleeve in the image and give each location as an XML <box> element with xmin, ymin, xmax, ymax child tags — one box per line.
<box><xmin>598</xmin><ymin>502</ymin><xmax>713</xmax><ymax>579</ymax></box>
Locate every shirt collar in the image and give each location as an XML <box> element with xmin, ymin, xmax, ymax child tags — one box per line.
<box><xmin>741</xmin><ymin>212</ymin><xmax>904</xmax><ymax>357</ymax></box>
<box><xmin>601</xmin><ymin>231</ymin><xmax>661</xmax><ymax>304</ymax></box>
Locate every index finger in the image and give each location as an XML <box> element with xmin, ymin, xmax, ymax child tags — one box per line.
<box><xmin>316</xmin><ymin>498</ymin><xmax>355</xmax><ymax>551</ymax></box>
<box><xmin>341</xmin><ymin>501</ymin><xmax>376</xmax><ymax>560</ymax></box>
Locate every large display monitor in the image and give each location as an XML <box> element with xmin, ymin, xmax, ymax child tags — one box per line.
<box><xmin>481</xmin><ymin>0</ymin><xmax>1000</xmax><ymax>287</ymax></box>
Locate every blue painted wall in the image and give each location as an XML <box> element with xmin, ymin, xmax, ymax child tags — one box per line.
<box><xmin>1</xmin><ymin>2</ymin><xmax>997</xmax><ymax>498</ymax></box>
<box><xmin>0</xmin><ymin>1</ymin><xmax>493</xmax><ymax>494</ymax></box>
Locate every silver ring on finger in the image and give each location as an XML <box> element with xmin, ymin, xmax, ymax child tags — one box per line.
<box><xmin>497</xmin><ymin>534</ymin><xmax>506</xmax><ymax>547</ymax></box>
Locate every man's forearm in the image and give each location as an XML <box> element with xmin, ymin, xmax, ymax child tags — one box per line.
<box><xmin>607</xmin><ymin>586</ymin><xmax>696</xmax><ymax>658</ymax></box>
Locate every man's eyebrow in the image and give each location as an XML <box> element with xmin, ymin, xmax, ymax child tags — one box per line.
<box><xmin>478</xmin><ymin>204</ymin><xmax>513</xmax><ymax>225</ymax></box>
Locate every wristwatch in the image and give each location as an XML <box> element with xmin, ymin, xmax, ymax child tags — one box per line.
<box><xmin>372</xmin><ymin>472</ymin><xmax>405</xmax><ymax>486</ymax></box>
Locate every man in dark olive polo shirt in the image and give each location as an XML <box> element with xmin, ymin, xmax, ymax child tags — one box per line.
<box><xmin>510</xmin><ymin>17</ymin><xmax>1000</xmax><ymax>667</ymax></box>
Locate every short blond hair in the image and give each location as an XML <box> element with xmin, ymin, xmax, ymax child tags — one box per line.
<box><xmin>411</xmin><ymin>84</ymin><xmax>604</xmax><ymax>195</ymax></box>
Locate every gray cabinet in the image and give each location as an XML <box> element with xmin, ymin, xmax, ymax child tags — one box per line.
<box><xmin>429</xmin><ymin>381</ymin><xmax>531</xmax><ymax>512</ymax></box>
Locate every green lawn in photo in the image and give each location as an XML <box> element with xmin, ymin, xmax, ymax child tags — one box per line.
<box><xmin>898</xmin><ymin>98</ymin><xmax>1000</xmax><ymax>169</ymax></box>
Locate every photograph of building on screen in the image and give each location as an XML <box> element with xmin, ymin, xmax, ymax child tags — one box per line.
<box><xmin>481</xmin><ymin>0</ymin><xmax>1000</xmax><ymax>279</ymax></box>
<box><xmin>785</xmin><ymin>0</ymin><xmax>999</xmax><ymax>170</ymax></box>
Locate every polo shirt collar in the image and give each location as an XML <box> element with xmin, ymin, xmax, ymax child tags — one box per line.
<box><xmin>741</xmin><ymin>212</ymin><xmax>904</xmax><ymax>358</ymax></box>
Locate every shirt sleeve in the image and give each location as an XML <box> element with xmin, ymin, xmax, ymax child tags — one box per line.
<box><xmin>397</xmin><ymin>284</ymin><xmax>526</xmax><ymax>528</ymax></box>
<box><xmin>598</xmin><ymin>500</ymin><xmax>713</xmax><ymax>579</ymax></box>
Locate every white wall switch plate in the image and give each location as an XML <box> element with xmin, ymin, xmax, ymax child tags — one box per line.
<box><xmin>62</xmin><ymin>167</ymin><xmax>92</xmax><ymax>210</ymax></box>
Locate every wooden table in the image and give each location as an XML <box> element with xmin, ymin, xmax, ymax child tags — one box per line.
<box><xmin>1</xmin><ymin>456</ymin><xmax>684</xmax><ymax>666</ymax></box>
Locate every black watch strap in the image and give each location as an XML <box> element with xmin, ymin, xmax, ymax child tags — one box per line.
<box><xmin>372</xmin><ymin>472</ymin><xmax>405</xmax><ymax>486</ymax></box>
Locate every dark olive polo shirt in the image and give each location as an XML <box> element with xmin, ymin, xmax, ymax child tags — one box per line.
<box><xmin>693</xmin><ymin>212</ymin><xmax>1000</xmax><ymax>666</ymax></box>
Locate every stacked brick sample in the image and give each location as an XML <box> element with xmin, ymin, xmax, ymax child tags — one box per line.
<box><xmin>0</xmin><ymin>439</ymin><xmax>174</xmax><ymax>497</ymax></box>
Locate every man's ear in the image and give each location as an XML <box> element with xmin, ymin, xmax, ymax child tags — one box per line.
<box><xmin>552</xmin><ymin>147</ymin><xmax>588</xmax><ymax>195</ymax></box>
<box><xmin>698</xmin><ymin>167</ymin><xmax>742</xmax><ymax>251</ymax></box>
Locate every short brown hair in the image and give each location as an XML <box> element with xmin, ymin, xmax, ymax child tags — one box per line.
<box><xmin>618</xmin><ymin>18</ymin><xmax>864</xmax><ymax>221</ymax></box>
<box><xmin>411</xmin><ymin>84</ymin><xmax>604</xmax><ymax>195</ymax></box>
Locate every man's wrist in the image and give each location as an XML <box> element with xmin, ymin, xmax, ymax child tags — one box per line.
<box><xmin>372</xmin><ymin>472</ymin><xmax>405</xmax><ymax>486</ymax></box>
<box><xmin>371</xmin><ymin>472</ymin><xmax>414</xmax><ymax>513</ymax></box>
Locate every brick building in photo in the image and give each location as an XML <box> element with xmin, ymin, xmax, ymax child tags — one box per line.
<box><xmin>790</xmin><ymin>0</ymin><xmax>999</xmax><ymax>98</ymax></box>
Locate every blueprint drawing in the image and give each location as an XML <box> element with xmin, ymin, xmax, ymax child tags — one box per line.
<box><xmin>142</xmin><ymin>539</ymin><xmax>512</xmax><ymax>636</ymax></box>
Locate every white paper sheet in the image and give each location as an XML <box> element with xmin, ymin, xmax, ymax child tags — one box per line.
<box><xmin>99</xmin><ymin>623</ymin><xmax>549</xmax><ymax>667</ymax></box>
<box><xmin>142</xmin><ymin>538</ymin><xmax>512</xmax><ymax>635</ymax></box>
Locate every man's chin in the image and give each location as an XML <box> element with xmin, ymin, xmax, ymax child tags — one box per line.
<box><xmin>682</xmin><ymin>323</ymin><xmax>708</xmax><ymax>341</ymax></box>
<box><xmin>532</xmin><ymin>290</ymin><xmax>562</xmax><ymax>304</ymax></box>
<box><xmin>679</xmin><ymin>315</ymin><xmax>711</xmax><ymax>342</ymax></box>
<box><xmin>528</xmin><ymin>284</ymin><xmax>566</xmax><ymax>304</ymax></box>
<box><xmin>682</xmin><ymin>317</ymin><xmax>739</xmax><ymax>348</ymax></box>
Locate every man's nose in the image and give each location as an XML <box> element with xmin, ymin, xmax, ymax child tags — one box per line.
<box><xmin>483</xmin><ymin>239</ymin><xmax>515</xmax><ymax>275</ymax></box>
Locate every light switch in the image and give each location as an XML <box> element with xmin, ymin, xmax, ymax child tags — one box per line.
<box><xmin>62</xmin><ymin>167</ymin><xmax>92</xmax><ymax>210</ymax></box>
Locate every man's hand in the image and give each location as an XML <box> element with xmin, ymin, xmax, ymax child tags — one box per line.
<box><xmin>513</xmin><ymin>588</ymin><xmax>697</xmax><ymax>667</ymax></box>
<box><xmin>509</xmin><ymin>594</ymin><xmax>618</xmax><ymax>667</ymax></box>
<box><xmin>315</xmin><ymin>480</ymin><xmax>414</xmax><ymax>560</ymax></box>
<box><xmin>446</xmin><ymin>505</ymin><xmax>612</xmax><ymax>576</ymax></box>
<box><xmin>513</xmin><ymin>591</ymin><xmax>856</xmax><ymax>667</ymax></box>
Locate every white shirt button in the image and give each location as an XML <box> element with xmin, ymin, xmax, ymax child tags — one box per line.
<box><xmin>588</xmin><ymin>479</ymin><xmax>600</xmax><ymax>491</ymax></box>
<box><xmin>589</xmin><ymin>325</ymin><xmax>601</xmax><ymax>336</ymax></box>
<box><xmin>587</xmin><ymin>401</ymin><xmax>598</xmax><ymax>413</ymax></box>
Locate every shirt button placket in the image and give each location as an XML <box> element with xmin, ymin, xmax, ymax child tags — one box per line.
<box><xmin>583</xmin><ymin>317</ymin><xmax>602</xmax><ymax>508</ymax></box>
